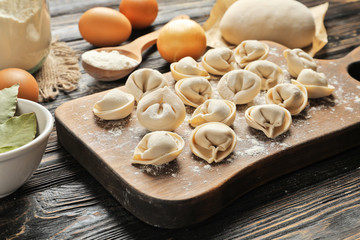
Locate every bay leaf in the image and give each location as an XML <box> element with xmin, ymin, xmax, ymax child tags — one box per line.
<box><xmin>0</xmin><ymin>84</ymin><xmax>19</xmax><ymax>124</ymax></box>
<box><xmin>0</xmin><ymin>112</ymin><xmax>37</xmax><ymax>153</ymax></box>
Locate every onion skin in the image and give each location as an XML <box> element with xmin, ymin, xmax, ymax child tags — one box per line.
<box><xmin>157</xmin><ymin>19</ymin><xmax>207</xmax><ymax>63</ymax></box>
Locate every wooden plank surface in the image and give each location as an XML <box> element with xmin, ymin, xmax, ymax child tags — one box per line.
<box><xmin>1</xmin><ymin>0</ymin><xmax>360</xmax><ymax>238</ymax></box>
<box><xmin>55</xmin><ymin>41</ymin><xmax>360</xmax><ymax>228</ymax></box>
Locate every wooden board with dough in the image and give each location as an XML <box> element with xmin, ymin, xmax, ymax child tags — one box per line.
<box><xmin>55</xmin><ymin>41</ymin><xmax>360</xmax><ymax>229</ymax></box>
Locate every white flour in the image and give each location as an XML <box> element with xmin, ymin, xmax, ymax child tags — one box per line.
<box><xmin>82</xmin><ymin>50</ymin><xmax>139</xmax><ymax>70</ymax></box>
<box><xmin>0</xmin><ymin>0</ymin><xmax>51</xmax><ymax>71</ymax></box>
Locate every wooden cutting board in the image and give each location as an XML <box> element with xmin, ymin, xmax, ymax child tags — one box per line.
<box><xmin>55</xmin><ymin>41</ymin><xmax>360</xmax><ymax>229</ymax></box>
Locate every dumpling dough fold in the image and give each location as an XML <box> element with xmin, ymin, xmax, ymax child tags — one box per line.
<box><xmin>201</xmin><ymin>47</ymin><xmax>237</xmax><ymax>75</ymax></box>
<box><xmin>136</xmin><ymin>87</ymin><xmax>186</xmax><ymax>131</ymax></box>
<box><xmin>190</xmin><ymin>122</ymin><xmax>237</xmax><ymax>163</ymax></box>
<box><xmin>217</xmin><ymin>69</ymin><xmax>261</xmax><ymax>104</ymax></box>
<box><xmin>283</xmin><ymin>48</ymin><xmax>317</xmax><ymax>78</ymax></box>
<box><xmin>132</xmin><ymin>131</ymin><xmax>185</xmax><ymax>165</ymax></box>
<box><xmin>266</xmin><ymin>80</ymin><xmax>308</xmax><ymax>115</ymax></box>
<box><xmin>125</xmin><ymin>68</ymin><xmax>168</xmax><ymax>102</ymax></box>
<box><xmin>170</xmin><ymin>56</ymin><xmax>210</xmax><ymax>81</ymax></box>
<box><xmin>245</xmin><ymin>104</ymin><xmax>292</xmax><ymax>138</ymax></box>
<box><xmin>297</xmin><ymin>69</ymin><xmax>335</xmax><ymax>98</ymax></box>
<box><xmin>245</xmin><ymin>60</ymin><xmax>284</xmax><ymax>90</ymax></box>
<box><xmin>174</xmin><ymin>77</ymin><xmax>212</xmax><ymax>107</ymax></box>
<box><xmin>234</xmin><ymin>40</ymin><xmax>269</xmax><ymax>68</ymax></box>
<box><xmin>93</xmin><ymin>89</ymin><xmax>134</xmax><ymax>120</ymax></box>
<box><xmin>189</xmin><ymin>99</ymin><xmax>236</xmax><ymax>127</ymax></box>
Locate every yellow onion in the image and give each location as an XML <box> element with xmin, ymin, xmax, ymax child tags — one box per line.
<box><xmin>157</xmin><ymin>19</ymin><xmax>207</xmax><ymax>63</ymax></box>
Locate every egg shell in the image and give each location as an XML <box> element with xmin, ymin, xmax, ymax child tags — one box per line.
<box><xmin>119</xmin><ymin>0</ymin><xmax>158</xmax><ymax>29</ymax></box>
<box><xmin>0</xmin><ymin>68</ymin><xmax>39</xmax><ymax>102</ymax></box>
<box><xmin>78</xmin><ymin>7</ymin><xmax>132</xmax><ymax>47</ymax></box>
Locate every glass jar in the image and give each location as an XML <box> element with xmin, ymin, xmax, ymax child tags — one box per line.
<box><xmin>0</xmin><ymin>0</ymin><xmax>51</xmax><ymax>74</ymax></box>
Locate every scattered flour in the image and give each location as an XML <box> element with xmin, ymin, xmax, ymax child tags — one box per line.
<box><xmin>279</xmin><ymin>142</ymin><xmax>291</xmax><ymax>148</ymax></box>
<box><xmin>237</xmin><ymin>136</ymin><xmax>244</xmax><ymax>142</ymax></box>
<box><xmin>268</xmin><ymin>47</ymin><xmax>281</xmax><ymax>57</ymax></box>
<box><xmin>108</xmin><ymin>128</ymin><xmax>122</xmax><ymax>136</ymax></box>
<box><xmin>345</xmin><ymin>107</ymin><xmax>354</xmax><ymax>112</ymax></box>
<box><xmin>355</xmin><ymin>96</ymin><xmax>360</xmax><ymax>104</ymax></box>
<box><xmin>204</xmin><ymin>165</ymin><xmax>211</xmax><ymax>170</ymax></box>
<box><xmin>190</xmin><ymin>166</ymin><xmax>201</xmax><ymax>173</ymax></box>
<box><xmin>244</xmin><ymin>145</ymin><xmax>266</xmax><ymax>156</ymax></box>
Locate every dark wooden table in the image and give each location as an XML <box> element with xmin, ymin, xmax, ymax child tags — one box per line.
<box><xmin>1</xmin><ymin>0</ymin><xmax>360</xmax><ymax>239</ymax></box>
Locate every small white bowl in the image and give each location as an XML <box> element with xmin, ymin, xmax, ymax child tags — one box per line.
<box><xmin>0</xmin><ymin>98</ymin><xmax>53</xmax><ymax>198</ymax></box>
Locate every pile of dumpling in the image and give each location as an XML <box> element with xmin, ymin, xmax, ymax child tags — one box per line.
<box><xmin>92</xmin><ymin>40</ymin><xmax>335</xmax><ymax>166</ymax></box>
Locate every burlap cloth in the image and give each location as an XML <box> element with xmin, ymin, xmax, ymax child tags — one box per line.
<box><xmin>35</xmin><ymin>40</ymin><xmax>81</xmax><ymax>102</ymax></box>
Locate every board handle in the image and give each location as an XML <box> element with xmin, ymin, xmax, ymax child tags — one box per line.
<box><xmin>345</xmin><ymin>45</ymin><xmax>360</xmax><ymax>81</ymax></box>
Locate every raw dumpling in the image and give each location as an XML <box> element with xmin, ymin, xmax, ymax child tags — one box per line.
<box><xmin>245</xmin><ymin>60</ymin><xmax>284</xmax><ymax>90</ymax></box>
<box><xmin>189</xmin><ymin>122</ymin><xmax>237</xmax><ymax>163</ymax></box>
<box><xmin>136</xmin><ymin>87</ymin><xmax>186</xmax><ymax>131</ymax></box>
<box><xmin>93</xmin><ymin>89</ymin><xmax>134</xmax><ymax>120</ymax></box>
<box><xmin>189</xmin><ymin>99</ymin><xmax>236</xmax><ymax>127</ymax></box>
<box><xmin>132</xmin><ymin>131</ymin><xmax>185</xmax><ymax>165</ymax></box>
<box><xmin>170</xmin><ymin>56</ymin><xmax>210</xmax><ymax>81</ymax></box>
<box><xmin>201</xmin><ymin>47</ymin><xmax>237</xmax><ymax>75</ymax></box>
<box><xmin>174</xmin><ymin>77</ymin><xmax>212</xmax><ymax>107</ymax></box>
<box><xmin>245</xmin><ymin>104</ymin><xmax>292</xmax><ymax>138</ymax></box>
<box><xmin>125</xmin><ymin>68</ymin><xmax>168</xmax><ymax>102</ymax></box>
<box><xmin>266</xmin><ymin>80</ymin><xmax>308</xmax><ymax>115</ymax></box>
<box><xmin>219</xmin><ymin>0</ymin><xmax>315</xmax><ymax>49</ymax></box>
<box><xmin>283</xmin><ymin>48</ymin><xmax>317</xmax><ymax>78</ymax></box>
<box><xmin>234</xmin><ymin>40</ymin><xmax>269</xmax><ymax>68</ymax></box>
<box><xmin>217</xmin><ymin>69</ymin><xmax>261</xmax><ymax>104</ymax></box>
<box><xmin>297</xmin><ymin>69</ymin><xmax>335</xmax><ymax>98</ymax></box>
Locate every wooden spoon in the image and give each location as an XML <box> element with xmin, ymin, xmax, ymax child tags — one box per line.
<box><xmin>82</xmin><ymin>15</ymin><xmax>189</xmax><ymax>81</ymax></box>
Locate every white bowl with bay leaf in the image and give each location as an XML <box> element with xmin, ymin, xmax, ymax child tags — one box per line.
<box><xmin>0</xmin><ymin>85</ymin><xmax>53</xmax><ymax>198</ymax></box>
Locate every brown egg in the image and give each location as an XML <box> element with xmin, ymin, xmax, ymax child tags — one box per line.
<box><xmin>79</xmin><ymin>7</ymin><xmax>132</xmax><ymax>47</ymax></box>
<box><xmin>0</xmin><ymin>68</ymin><xmax>39</xmax><ymax>102</ymax></box>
